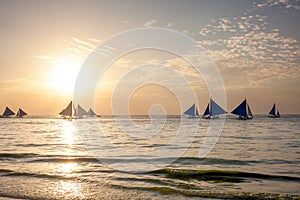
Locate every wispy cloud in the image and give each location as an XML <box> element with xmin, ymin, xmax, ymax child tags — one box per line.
<box><xmin>197</xmin><ymin>1</ymin><xmax>300</xmax><ymax>89</ymax></box>
<box><xmin>144</xmin><ymin>19</ymin><xmax>157</xmax><ymax>27</ymax></box>
<box><xmin>33</xmin><ymin>55</ymin><xmax>54</xmax><ymax>61</ymax></box>
<box><xmin>254</xmin><ymin>0</ymin><xmax>300</xmax><ymax>10</ymax></box>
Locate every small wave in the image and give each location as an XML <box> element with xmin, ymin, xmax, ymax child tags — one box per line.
<box><xmin>30</xmin><ymin>157</ymin><xmax>99</xmax><ymax>163</ymax></box>
<box><xmin>0</xmin><ymin>153</ymin><xmax>39</xmax><ymax>159</ymax></box>
<box><xmin>175</xmin><ymin>157</ymin><xmax>259</xmax><ymax>166</ymax></box>
<box><xmin>152</xmin><ymin>168</ymin><xmax>300</xmax><ymax>182</ymax></box>
<box><xmin>111</xmin><ymin>184</ymin><xmax>300</xmax><ymax>199</ymax></box>
<box><xmin>0</xmin><ymin>169</ymin><xmax>73</xmax><ymax>180</ymax></box>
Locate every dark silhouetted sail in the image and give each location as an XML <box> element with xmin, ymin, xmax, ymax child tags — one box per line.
<box><xmin>88</xmin><ymin>108</ymin><xmax>97</xmax><ymax>116</ymax></box>
<box><xmin>16</xmin><ymin>108</ymin><xmax>27</xmax><ymax>117</ymax></box>
<box><xmin>268</xmin><ymin>103</ymin><xmax>280</xmax><ymax>118</ymax></box>
<box><xmin>183</xmin><ymin>103</ymin><xmax>200</xmax><ymax>118</ymax></box>
<box><xmin>203</xmin><ymin>99</ymin><xmax>226</xmax><ymax>119</ymax></box>
<box><xmin>75</xmin><ymin>104</ymin><xmax>88</xmax><ymax>117</ymax></box>
<box><xmin>231</xmin><ymin>99</ymin><xmax>253</xmax><ymax>120</ymax></box>
<box><xmin>232</xmin><ymin>99</ymin><xmax>247</xmax><ymax>117</ymax></box>
<box><xmin>59</xmin><ymin>101</ymin><xmax>72</xmax><ymax>117</ymax></box>
<box><xmin>2</xmin><ymin>107</ymin><xmax>15</xmax><ymax>117</ymax></box>
<box><xmin>203</xmin><ymin>104</ymin><xmax>210</xmax><ymax>117</ymax></box>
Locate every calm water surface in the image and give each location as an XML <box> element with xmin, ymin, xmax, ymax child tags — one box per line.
<box><xmin>0</xmin><ymin>115</ymin><xmax>299</xmax><ymax>199</ymax></box>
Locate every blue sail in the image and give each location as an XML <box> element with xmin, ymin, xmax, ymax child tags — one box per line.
<box><xmin>184</xmin><ymin>104</ymin><xmax>196</xmax><ymax>117</ymax></box>
<box><xmin>203</xmin><ymin>103</ymin><xmax>210</xmax><ymax>116</ymax></box>
<box><xmin>2</xmin><ymin>107</ymin><xmax>15</xmax><ymax>117</ymax></box>
<box><xmin>211</xmin><ymin>99</ymin><xmax>226</xmax><ymax>116</ymax></box>
<box><xmin>269</xmin><ymin>103</ymin><xmax>276</xmax><ymax>116</ymax></box>
<box><xmin>231</xmin><ymin>99</ymin><xmax>247</xmax><ymax>117</ymax></box>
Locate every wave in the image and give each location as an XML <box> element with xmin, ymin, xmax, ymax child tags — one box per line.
<box><xmin>0</xmin><ymin>169</ymin><xmax>73</xmax><ymax>180</ymax></box>
<box><xmin>111</xmin><ymin>183</ymin><xmax>299</xmax><ymax>199</ymax></box>
<box><xmin>151</xmin><ymin>168</ymin><xmax>300</xmax><ymax>182</ymax></box>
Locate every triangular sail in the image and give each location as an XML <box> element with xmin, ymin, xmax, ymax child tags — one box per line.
<box><xmin>75</xmin><ymin>104</ymin><xmax>88</xmax><ymax>116</ymax></box>
<box><xmin>16</xmin><ymin>108</ymin><xmax>27</xmax><ymax>117</ymax></box>
<box><xmin>277</xmin><ymin>110</ymin><xmax>280</xmax><ymax>117</ymax></box>
<box><xmin>88</xmin><ymin>108</ymin><xmax>97</xmax><ymax>116</ymax></box>
<box><xmin>231</xmin><ymin>99</ymin><xmax>247</xmax><ymax>117</ymax></box>
<box><xmin>2</xmin><ymin>107</ymin><xmax>15</xmax><ymax>117</ymax></box>
<box><xmin>195</xmin><ymin>106</ymin><xmax>200</xmax><ymax>117</ymax></box>
<box><xmin>203</xmin><ymin>103</ymin><xmax>210</xmax><ymax>117</ymax></box>
<box><xmin>59</xmin><ymin>101</ymin><xmax>72</xmax><ymax>117</ymax></box>
<box><xmin>211</xmin><ymin>99</ymin><xmax>226</xmax><ymax>116</ymax></box>
<box><xmin>247</xmin><ymin>104</ymin><xmax>253</xmax><ymax>117</ymax></box>
<box><xmin>268</xmin><ymin>103</ymin><xmax>276</xmax><ymax>116</ymax></box>
<box><xmin>184</xmin><ymin>104</ymin><xmax>196</xmax><ymax>117</ymax></box>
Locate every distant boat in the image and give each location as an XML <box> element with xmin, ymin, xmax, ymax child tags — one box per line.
<box><xmin>231</xmin><ymin>99</ymin><xmax>253</xmax><ymax>120</ymax></box>
<box><xmin>87</xmin><ymin>108</ymin><xmax>97</xmax><ymax>116</ymax></box>
<box><xmin>16</xmin><ymin>108</ymin><xmax>27</xmax><ymax>117</ymax></box>
<box><xmin>2</xmin><ymin>107</ymin><xmax>15</xmax><ymax>118</ymax></box>
<box><xmin>268</xmin><ymin>103</ymin><xmax>280</xmax><ymax>118</ymax></box>
<box><xmin>183</xmin><ymin>103</ymin><xmax>200</xmax><ymax>118</ymax></box>
<box><xmin>74</xmin><ymin>104</ymin><xmax>88</xmax><ymax>117</ymax></box>
<box><xmin>203</xmin><ymin>99</ymin><xmax>226</xmax><ymax>119</ymax></box>
<box><xmin>59</xmin><ymin>101</ymin><xmax>73</xmax><ymax>119</ymax></box>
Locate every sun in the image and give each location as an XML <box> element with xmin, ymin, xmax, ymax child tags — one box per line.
<box><xmin>49</xmin><ymin>56</ymin><xmax>81</xmax><ymax>94</ymax></box>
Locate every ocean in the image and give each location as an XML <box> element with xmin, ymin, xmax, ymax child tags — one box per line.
<box><xmin>0</xmin><ymin>115</ymin><xmax>299</xmax><ymax>199</ymax></box>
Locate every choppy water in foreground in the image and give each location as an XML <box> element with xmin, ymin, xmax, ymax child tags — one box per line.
<box><xmin>0</xmin><ymin>115</ymin><xmax>299</xmax><ymax>199</ymax></box>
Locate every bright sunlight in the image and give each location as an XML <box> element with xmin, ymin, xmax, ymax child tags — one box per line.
<box><xmin>49</xmin><ymin>56</ymin><xmax>81</xmax><ymax>94</ymax></box>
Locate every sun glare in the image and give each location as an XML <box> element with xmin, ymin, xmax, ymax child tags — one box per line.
<box><xmin>49</xmin><ymin>56</ymin><xmax>81</xmax><ymax>94</ymax></box>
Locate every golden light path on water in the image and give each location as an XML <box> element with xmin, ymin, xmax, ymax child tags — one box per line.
<box><xmin>55</xmin><ymin>120</ymin><xmax>84</xmax><ymax>198</ymax></box>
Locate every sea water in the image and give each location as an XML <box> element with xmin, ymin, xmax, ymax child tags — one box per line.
<box><xmin>0</xmin><ymin>115</ymin><xmax>299</xmax><ymax>199</ymax></box>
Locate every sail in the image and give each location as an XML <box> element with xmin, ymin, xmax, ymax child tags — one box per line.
<box><xmin>75</xmin><ymin>104</ymin><xmax>88</xmax><ymax>116</ymax></box>
<box><xmin>2</xmin><ymin>107</ymin><xmax>15</xmax><ymax>117</ymax></box>
<box><xmin>59</xmin><ymin>101</ymin><xmax>72</xmax><ymax>117</ymax></box>
<box><xmin>247</xmin><ymin>104</ymin><xmax>253</xmax><ymax>117</ymax></box>
<box><xmin>277</xmin><ymin>110</ymin><xmax>280</xmax><ymax>117</ymax></box>
<box><xmin>231</xmin><ymin>99</ymin><xmax>247</xmax><ymax>117</ymax></box>
<box><xmin>184</xmin><ymin>104</ymin><xmax>196</xmax><ymax>117</ymax></box>
<box><xmin>88</xmin><ymin>108</ymin><xmax>97</xmax><ymax>116</ymax></box>
<box><xmin>211</xmin><ymin>99</ymin><xmax>226</xmax><ymax>116</ymax></box>
<box><xmin>16</xmin><ymin>108</ymin><xmax>27</xmax><ymax>117</ymax></box>
<box><xmin>203</xmin><ymin>103</ymin><xmax>210</xmax><ymax>117</ymax></box>
<box><xmin>268</xmin><ymin>103</ymin><xmax>276</xmax><ymax>116</ymax></box>
<box><xmin>195</xmin><ymin>106</ymin><xmax>200</xmax><ymax>117</ymax></box>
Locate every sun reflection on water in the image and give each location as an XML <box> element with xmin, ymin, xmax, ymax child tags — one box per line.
<box><xmin>57</xmin><ymin>180</ymin><xmax>83</xmax><ymax>199</ymax></box>
<box><xmin>61</xmin><ymin>120</ymin><xmax>76</xmax><ymax>145</ymax></box>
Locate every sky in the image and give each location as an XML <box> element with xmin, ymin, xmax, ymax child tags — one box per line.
<box><xmin>0</xmin><ymin>0</ymin><xmax>299</xmax><ymax>115</ymax></box>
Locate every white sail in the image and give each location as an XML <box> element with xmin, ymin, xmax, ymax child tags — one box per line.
<box><xmin>75</xmin><ymin>104</ymin><xmax>88</xmax><ymax>117</ymax></box>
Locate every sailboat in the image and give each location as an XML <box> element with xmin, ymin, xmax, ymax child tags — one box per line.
<box><xmin>183</xmin><ymin>103</ymin><xmax>200</xmax><ymax>118</ymax></box>
<box><xmin>16</xmin><ymin>108</ymin><xmax>27</xmax><ymax>117</ymax></box>
<box><xmin>59</xmin><ymin>101</ymin><xmax>73</xmax><ymax>119</ymax></box>
<box><xmin>74</xmin><ymin>104</ymin><xmax>88</xmax><ymax>118</ymax></box>
<box><xmin>203</xmin><ymin>99</ymin><xmax>226</xmax><ymax>119</ymax></box>
<box><xmin>87</xmin><ymin>108</ymin><xmax>97</xmax><ymax>116</ymax></box>
<box><xmin>2</xmin><ymin>107</ymin><xmax>15</xmax><ymax>118</ymax></box>
<box><xmin>268</xmin><ymin>103</ymin><xmax>280</xmax><ymax>118</ymax></box>
<box><xmin>231</xmin><ymin>98</ymin><xmax>253</xmax><ymax>120</ymax></box>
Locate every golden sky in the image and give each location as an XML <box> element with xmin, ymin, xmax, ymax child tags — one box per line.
<box><xmin>0</xmin><ymin>0</ymin><xmax>299</xmax><ymax>115</ymax></box>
